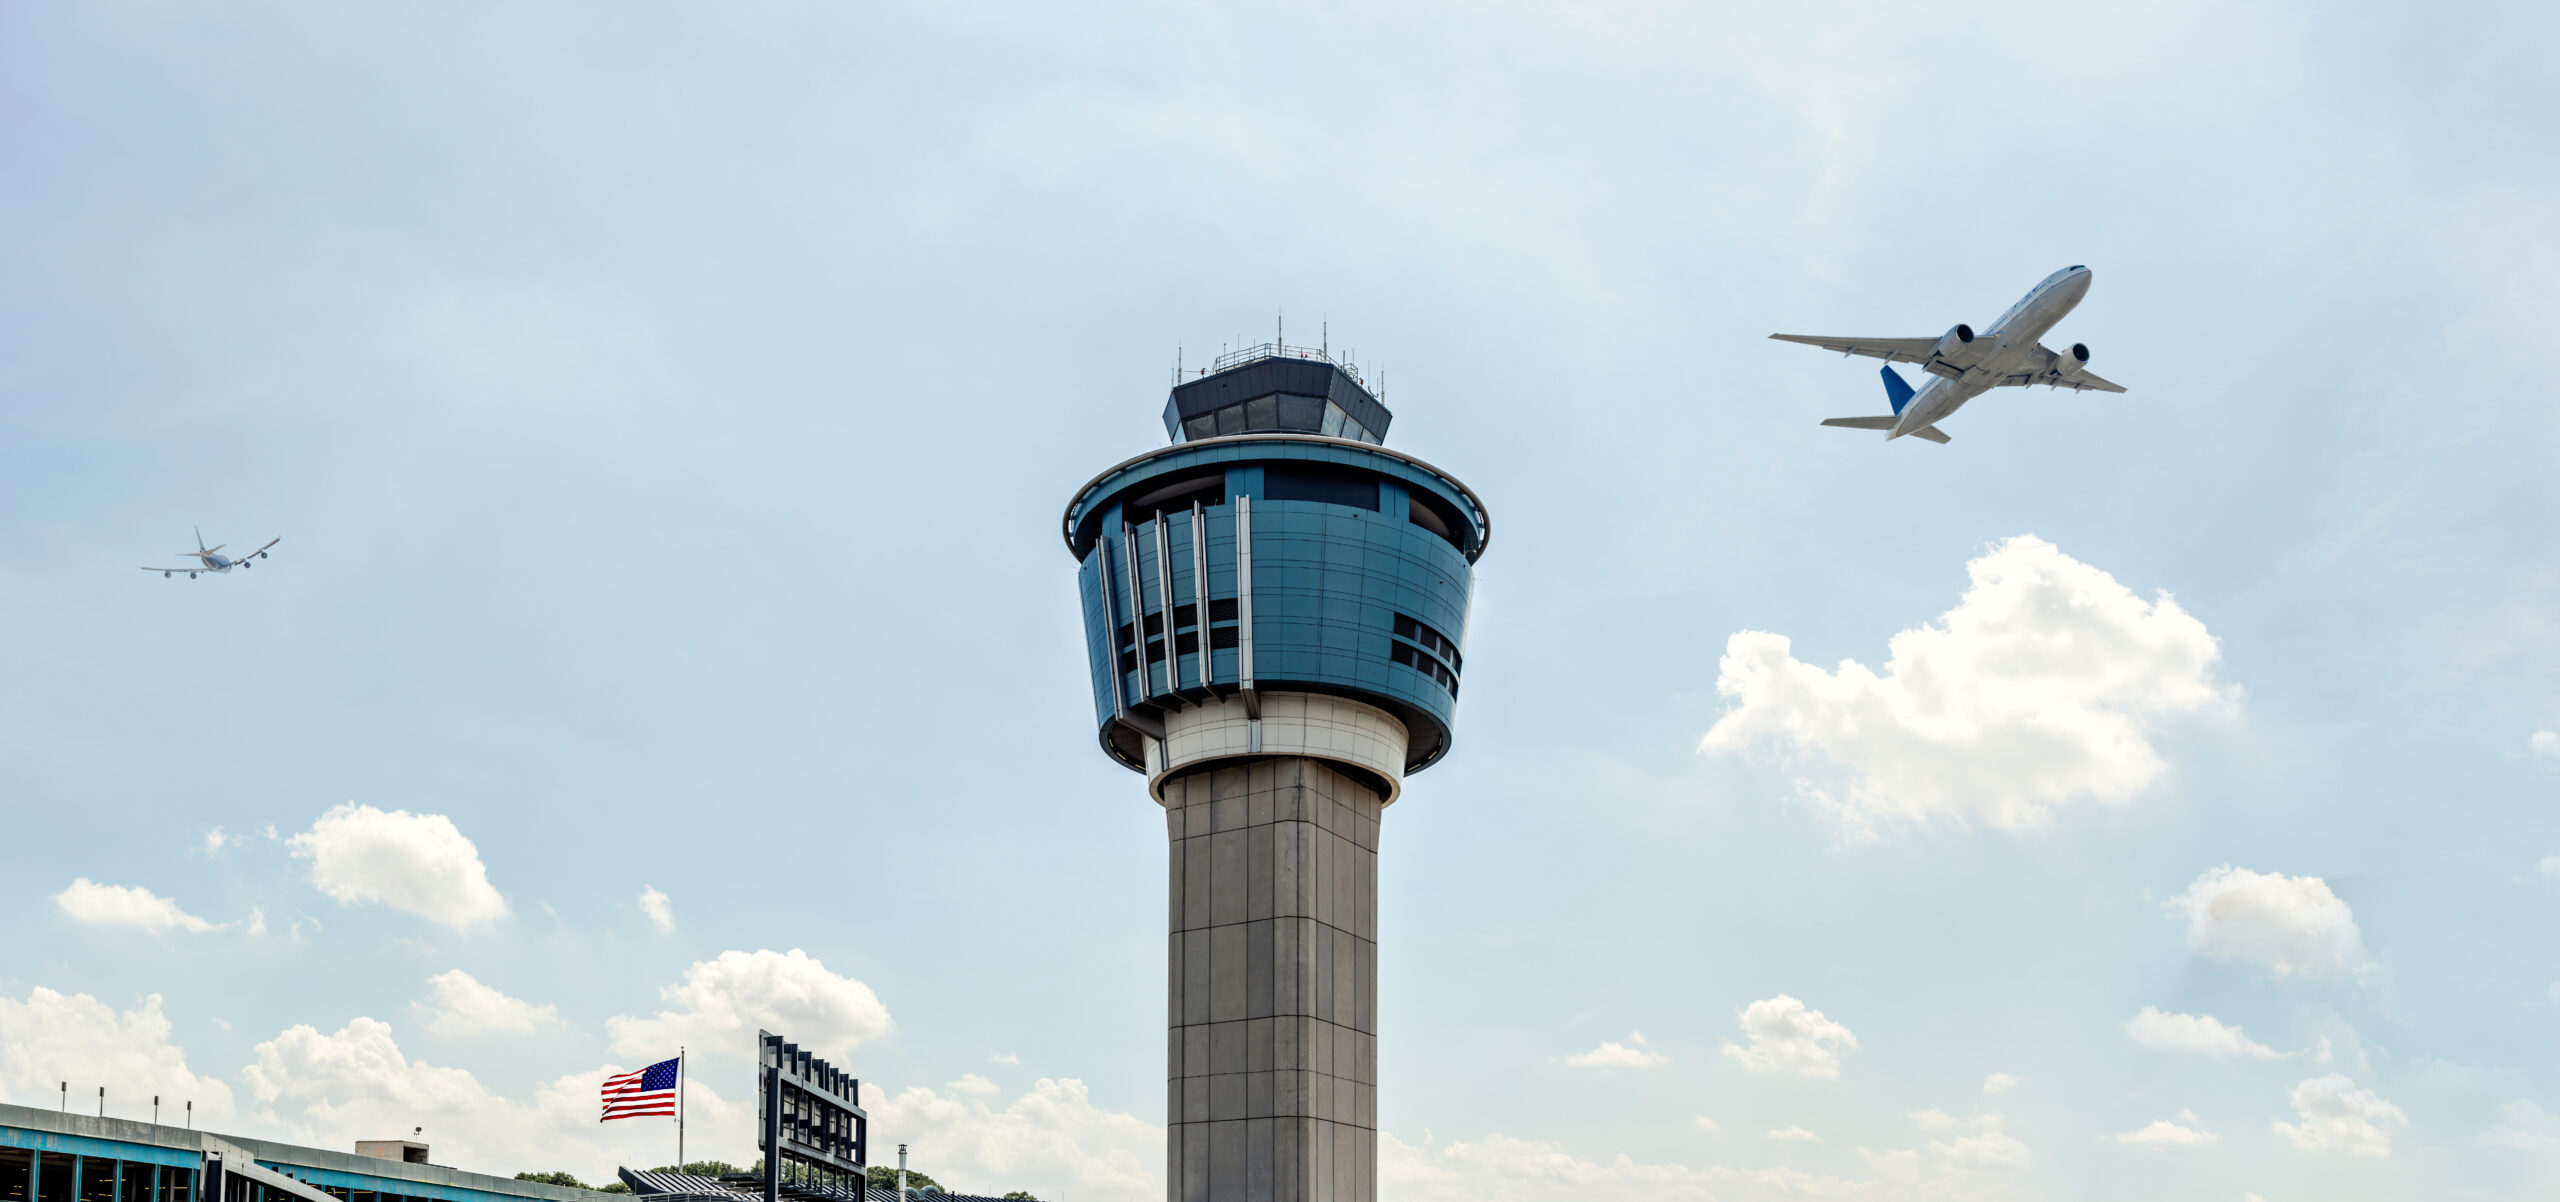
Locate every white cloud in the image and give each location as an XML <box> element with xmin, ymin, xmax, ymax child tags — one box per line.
<box><xmin>2272</xmin><ymin>1074</ymin><xmax>2405</xmax><ymax>1157</ymax></box>
<box><xmin>1564</xmin><ymin>1032</ymin><xmax>1668</xmax><ymax>1069</ymax></box>
<box><xmin>949</xmin><ymin>1073</ymin><xmax>1001</xmax><ymax>1096</ymax></box>
<box><xmin>0</xmin><ymin>987</ymin><xmax>236</xmax><ymax>1117</ymax></box>
<box><xmin>868</xmin><ymin>1078</ymin><xmax>1160</xmax><ymax>1202</ymax></box>
<box><xmin>1720</xmin><ymin>995</ymin><xmax>1857</xmax><ymax>1079</ymax></box>
<box><xmin>638</xmin><ymin>887</ymin><xmax>675</xmax><ymax>932</ymax></box>
<box><xmin>2532</xmin><ymin>730</ymin><xmax>2560</xmax><ymax>760</ymax></box>
<box><xmin>242</xmin><ymin>1015</ymin><xmax>750</xmax><ymax>1183</ymax></box>
<box><xmin>1690</xmin><ymin>1116</ymin><xmax>1720</xmax><ymax>1136</ymax></box>
<box><xmin>1919</xmin><ymin>1115</ymin><xmax>2033</xmax><ymax>1173</ymax></box>
<box><xmin>2480</xmin><ymin>1098</ymin><xmax>2560</xmax><ymax>1150</ymax></box>
<box><xmin>2169</xmin><ymin>866</ymin><xmax>2371</xmax><ymax>980</ymax></box>
<box><xmin>421</xmin><ymin>970</ymin><xmax>559</xmax><ymax>1038</ymax></box>
<box><xmin>2125</xmin><ymin>1007</ymin><xmax>2283</xmax><ymax>1059</ymax></box>
<box><xmin>2539</xmin><ymin>855</ymin><xmax>2560</xmax><ymax>881</ymax></box>
<box><xmin>1381</xmin><ymin>1127</ymin><xmax>2038</xmax><ymax>1202</ymax></box>
<box><xmin>1764</xmin><ymin>1127</ymin><xmax>1820</xmax><ymax>1143</ymax></box>
<box><xmin>989</xmin><ymin>1052</ymin><xmax>1021</xmax><ymax>1065</ymax></box>
<box><xmin>606</xmin><ymin>949</ymin><xmax>892</xmax><ymax>1060</ymax></box>
<box><xmin>287</xmin><ymin>803</ymin><xmax>507</xmax><ymax>929</ymax></box>
<box><xmin>1982</xmin><ymin>1073</ymin><xmax>2021</xmax><ymax>1095</ymax></box>
<box><xmin>1907</xmin><ymin>1110</ymin><xmax>1958</xmax><ymax>1131</ymax></box>
<box><xmin>1699</xmin><ymin>535</ymin><xmax>2225</xmax><ymax>832</ymax></box>
<box><xmin>53</xmin><ymin>879</ymin><xmax>223</xmax><ymax>935</ymax></box>
<box><xmin>199</xmin><ymin>827</ymin><xmax>241</xmax><ymax>857</ymax></box>
<box><xmin>2113</xmin><ymin>1110</ymin><xmax>2219</xmax><ymax>1147</ymax></box>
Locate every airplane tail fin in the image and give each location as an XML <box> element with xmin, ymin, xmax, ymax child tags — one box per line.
<box><xmin>195</xmin><ymin>525</ymin><xmax>206</xmax><ymax>552</ymax></box>
<box><xmin>1880</xmin><ymin>365</ymin><xmax>1915</xmax><ymax>415</ymax></box>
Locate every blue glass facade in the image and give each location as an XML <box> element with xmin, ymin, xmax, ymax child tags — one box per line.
<box><xmin>1062</xmin><ymin>427</ymin><xmax>1487</xmax><ymax>776</ymax></box>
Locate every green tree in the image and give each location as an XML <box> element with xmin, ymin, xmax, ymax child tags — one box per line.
<box><xmin>642</xmin><ymin>1163</ymin><xmax>744</xmax><ymax>1178</ymax></box>
<box><xmin>863</xmin><ymin>1166</ymin><xmax>944</xmax><ymax>1193</ymax></box>
<box><xmin>1002</xmin><ymin>1193</ymin><xmax>1040</xmax><ymax>1200</ymax></box>
<box><xmin>513</xmin><ymin>1173</ymin><xmax>590</xmax><ymax>1190</ymax></box>
<box><xmin>598</xmin><ymin>1186</ymin><xmax>629</xmax><ymax>1196</ymax></box>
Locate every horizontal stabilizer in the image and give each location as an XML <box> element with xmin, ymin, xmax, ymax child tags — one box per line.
<box><xmin>1908</xmin><ymin>426</ymin><xmax>1951</xmax><ymax>444</ymax></box>
<box><xmin>1820</xmin><ymin>416</ymin><xmax>1898</xmax><ymax>430</ymax></box>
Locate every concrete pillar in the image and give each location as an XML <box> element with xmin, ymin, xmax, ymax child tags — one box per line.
<box><xmin>1164</xmin><ymin>757</ymin><xmax>1380</xmax><ymax>1202</ymax></box>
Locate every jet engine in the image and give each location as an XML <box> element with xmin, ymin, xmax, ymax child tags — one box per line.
<box><xmin>1933</xmin><ymin>324</ymin><xmax>1974</xmax><ymax>359</ymax></box>
<box><xmin>2052</xmin><ymin>342</ymin><xmax>2091</xmax><ymax>377</ymax></box>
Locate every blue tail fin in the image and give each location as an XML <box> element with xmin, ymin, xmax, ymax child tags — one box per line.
<box><xmin>1880</xmin><ymin>365</ymin><xmax>1915</xmax><ymax>416</ymax></box>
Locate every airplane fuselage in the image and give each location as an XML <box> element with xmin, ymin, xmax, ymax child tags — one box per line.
<box><xmin>1892</xmin><ymin>266</ymin><xmax>2093</xmax><ymax>438</ymax></box>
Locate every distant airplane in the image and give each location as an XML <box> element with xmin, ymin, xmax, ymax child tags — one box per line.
<box><xmin>142</xmin><ymin>528</ymin><xmax>280</xmax><ymax>579</ymax></box>
<box><xmin>1773</xmin><ymin>265</ymin><xmax>2126</xmax><ymax>444</ymax></box>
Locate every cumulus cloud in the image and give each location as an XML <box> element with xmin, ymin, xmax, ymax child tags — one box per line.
<box><xmin>421</xmin><ymin>970</ymin><xmax>559</xmax><ymax>1037</ymax></box>
<box><xmin>2113</xmin><ymin>1110</ymin><xmax>2218</xmax><ymax>1147</ymax></box>
<box><xmin>638</xmin><ymin>887</ymin><xmax>675</xmax><ymax>932</ymax></box>
<box><xmin>1564</xmin><ymin>1032</ymin><xmax>1668</xmax><ymax>1069</ymax></box>
<box><xmin>1690</xmin><ymin>1116</ymin><xmax>1720</xmax><ymax>1136</ymax></box>
<box><xmin>2480</xmin><ymin>1098</ymin><xmax>2560</xmax><ymax>1150</ymax></box>
<box><xmin>1699</xmin><ymin>536</ymin><xmax>2225</xmax><ymax>832</ymax></box>
<box><xmin>2169</xmin><ymin>866</ymin><xmax>2371</xmax><ymax>980</ymax></box>
<box><xmin>199</xmin><ymin>828</ymin><xmax>242</xmax><ymax>857</ymax></box>
<box><xmin>989</xmin><ymin>1052</ymin><xmax>1021</xmax><ymax>1065</ymax></box>
<box><xmin>2125</xmin><ymin>1007</ymin><xmax>2283</xmax><ymax>1059</ymax></box>
<box><xmin>53</xmin><ymin>880</ymin><xmax>223</xmax><ymax>934</ymax></box>
<box><xmin>288</xmin><ymin>803</ymin><xmax>507</xmax><ymax>929</ymax></box>
<box><xmin>1381</xmin><ymin>1126</ymin><xmax>2035</xmax><ymax>1202</ymax></box>
<box><xmin>1721</xmin><ymin>995</ymin><xmax>1857</xmax><ymax>1079</ymax></box>
<box><xmin>2272</xmin><ymin>1074</ymin><xmax>2405</xmax><ymax>1157</ymax></box>
<box><xmin>0</xmin><ymin>988</ymin><xmax>236</xmax><ymax>1116</ymax></box>
<box><xmin>2539</xmin><ymin>855</ymin><xmax>2560</xmax><ymax>882</ymax></box>
<box><xmin>1907</xmin><ymin>1110</ymin><xmax>1958</xmax><ymax>1131</ymax></box>
<box><xmin>868</xmin><ymin>1078</ymin><xmax>1159</xmax><ymax>1201</ymax></box>
<box><xmin>1764</xmin><ymin>1127</ymin><xmax>1820</xmax><ymax>1143</ymax></box>
<box><xmin>1982</xmin><ymin>1073</ymin><xmax>2021</xmax><ymax>1094</ymax></box>
<box><xmin>243</xmin><ymin>1015</ymin><xmax>750</xmax><ymax>1182</ymax></box>
<box><xmin>2533</xmin><ymin>730</ymin><xmax>2560</xmax><ymax>760</ymax></box>
<box><xmin>607</xmin><ymin>949</ymin><xmax>891</xmax><ymax>1060</ymax></box>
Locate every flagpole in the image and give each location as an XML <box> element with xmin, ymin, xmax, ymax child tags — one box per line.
<box><xmin>677</xmin><ymin>1047</ymin><xmax>687</xmax><ymax>1168</ymax></box>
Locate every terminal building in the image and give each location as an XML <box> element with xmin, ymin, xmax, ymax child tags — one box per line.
<box><xmin>0</xmin><ymin>1105</ymin><xmax>1020</xmax><ymax>1202</ymax></box>
<box><xmin>0</xmin><ymin>1103</ymin><xmax>597</xmax><ymax>1202</ymax></box>
<box><xmin>1060</xmin><ymin>342</ymin><xmax>1489</xmax><ymax>1202</ymax></box>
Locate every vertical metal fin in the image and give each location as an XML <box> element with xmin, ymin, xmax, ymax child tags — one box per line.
<box><xmin>1191</xmin><ymin>501</ymin><xmax>1211</xmax><ymax>695</ymax></box>
<box><xmin>1122</xmin><ymin>526</ymin><xmax>1153</xmax><ymax>700</ymax></box>
<box><xmin>1097</xmin><ymin>541</ymin><xmax>1127</xmax><ymax>720</ymax></box>
<box><xmin>1237</xmin><ymin>495</ymin><xmax>1258</xmax><ymax>718</ymax></box>
<box><xmin>1154</xmin><ymin>511</ymin><xmax>1178</xmax><ymax>695</ymax></box>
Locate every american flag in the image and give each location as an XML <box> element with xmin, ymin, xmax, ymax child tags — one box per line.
<box><xmin>601</xmin><ymin>1057</ymin><xmax>680</xmax><ymax>1121</ymax></box>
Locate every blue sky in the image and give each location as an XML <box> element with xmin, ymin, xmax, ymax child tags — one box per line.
<box><xmin>5</xmin><ymin>2</ymin><xmax>2559</xmax><ymax>1199</ymax></box>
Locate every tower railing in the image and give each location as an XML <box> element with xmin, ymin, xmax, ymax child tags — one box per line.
<box><xmin>1192</xmin><ymin>341</ymin><xmax>1369</xmax><ymax>388</ymax></box>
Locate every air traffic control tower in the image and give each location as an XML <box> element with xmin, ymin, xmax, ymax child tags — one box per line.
<box><xmin>1061</xmin><ymin>342</ymin><xmax>1487</xmax><ymax>1202</ymax></box>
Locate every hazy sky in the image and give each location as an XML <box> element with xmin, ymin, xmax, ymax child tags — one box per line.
<box><xmin>6</xmin><ymin>3</ymin><xmax>2560</xmax><ymax>1199</ymax></box>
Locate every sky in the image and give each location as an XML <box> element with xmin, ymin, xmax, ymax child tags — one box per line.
<box><xmin>4</xmin><ymin>1</ymin><xmax>2560</xmax><ymax>1199</ymax></box>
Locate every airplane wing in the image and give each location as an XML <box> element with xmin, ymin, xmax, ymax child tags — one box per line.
<box><xmin>244</xmin><ymin>537</ymin><xmax>281</xmax><ymax>558</ymax></box>
<box><xmin>1770</xmin><ymin>334</ymin><xmax>1974</xmax><ymax>380</ymax></box>
<box><xmin>1988</xmin><ymin>344</ymin><xmax>2129</xmax><ymax>393</ymax></box>
<box><xmin>140</xmin><ymin>566</ymin><xmax>206</xmax><ymax>576</ymax></box>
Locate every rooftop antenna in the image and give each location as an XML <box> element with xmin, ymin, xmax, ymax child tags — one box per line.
<box><xmin>1277</xmin><ymin>312</ymin><xmax>1283</xmax><ymax>351</ymax></box>
<box><xmin>1321</xmin><ymin>321</ymin><xmax>1328</xmax><ymax>359</ymax></box>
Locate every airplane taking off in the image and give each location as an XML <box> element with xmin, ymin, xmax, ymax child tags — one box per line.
<box><xmin>1773</xmin><ymin>265</ymin><xmax>2126</xmax><ymax>444</ymax></box>
<box><xmin>142</xmin><ymin>528</ymin><xmax>280</xmax><ymax>579</ymax></box>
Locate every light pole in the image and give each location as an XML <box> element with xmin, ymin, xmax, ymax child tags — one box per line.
<box><xmin>896</xmin><ymin>1145</ymin><xmax>906</xmax><ymax>1202</ymax></box>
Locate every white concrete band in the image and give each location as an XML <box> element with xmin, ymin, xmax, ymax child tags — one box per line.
<box><xmin>1146</xmin><ymin>691</ymin><xmax>1410</xmax><ymax>804</ymax></box>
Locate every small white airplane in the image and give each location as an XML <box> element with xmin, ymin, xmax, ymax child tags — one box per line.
<box><xmin>1773</xmin><ymin>265</ymin><xmax>2126</xmax><ymax>444</ymax></box>
<box><xmin>142</xmin><ymin>528</ymin><xmax>280</xmax><ymax>579</ymax></box>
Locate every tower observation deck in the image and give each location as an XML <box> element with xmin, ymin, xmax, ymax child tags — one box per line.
<box><xmin>1061</xmin><ymin>342</ymin><xmax>1487</xmax><ymax>1202</ymax></box>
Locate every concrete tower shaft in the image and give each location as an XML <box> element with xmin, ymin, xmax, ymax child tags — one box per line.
<box><xmin>1063</xmin><ymin>345</ymin><xmax>1486</xmax><ymax>1202</ymax></box>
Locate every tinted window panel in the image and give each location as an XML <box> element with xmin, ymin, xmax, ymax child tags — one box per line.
<box><xmin>1263</xmin><ymin>466</ymin><xmax>1380</xmax><ymax>511</ymax></box>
